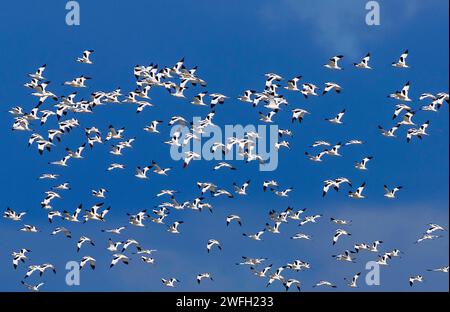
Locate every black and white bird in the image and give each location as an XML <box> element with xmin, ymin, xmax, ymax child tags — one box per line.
<box><xmin>325</xmin><ymin>109</ymin><xmax>345</xmax><ymax>124</ymax></box>
<box><xmin>151</xmin><ymin>161</ymin><xmax>171</xmax><ymax>176</ymax></box>
<box><xmin>226</xmin><ymin>215</ymin><xmax>242</xmax><ymax>226</ymax></box>
<box><xmin>427</xmin><ymin>266</ymin><xmax>449</xmax><ymax>273</ymax></box>
<box><xmin>263</xmin><ymin>180</ymin><xmax>278</xmax><ymax>192</ymax></box>
<box><xmin>110</xmin><ymin>144</ymin><xmax>125</xmax><ymax>156</ymax></box>
<box><xmin>77</xmin><ymin>236</ymin><xmax>95</xmax><ymax>252</ymax></box>
<box><xmin>213</xmin><ymin>162</ymin><xmax>236</xmax><ymax>171</ymax></box>
<box><xmin>286</xmin><ymin>260</ymin><xmax>310</xmax><ymax>271</ymax></box>
<box><xmin>283</xmin><ymin>279</ymin><xmax>301</xmax><ymax>292</ymax></box>
<box><xmin>355</xmin><ymin>156</ymin><xmax>373</xmax><ymax>170</ymax></box>
<box><xmin>4</xmin><ymin>207</ymin><xmax>26</xmax><ymax>221</ymax></box>
<box><xmin>345</xmin><ymin>272</ymin><xmax>361</xmax><ymax>288</ymax></box>
<box><xmin>415</xmin><ymin>234</ymin><xmax>443</xmax><ymax>244</ymax></box>
<box><xmin>345</xmin><ymin>139</ymin><xmax>364</xmax><ymax>146</ymax></box>
<box><xmin>49</xmin><ymin>155</ymin><xmax>71</xmax><ymax>167</ymax></box>
<box><xmin>368</xmin><ymin>240</ymin><xmax>383</xmax><ymax>253</ymax></box>
<box><xmin>167</xmin><ymin>221</ymin><xmax>184</xmax><ymax>234</ymax></box>
<box><xmin>233</xmin><ymin>180</ymin><xmax>250</xmax><ymax>195</ymax></box>
<box><xmin>292</xmin><ymin>108</ymin><xmax>310</xmax><ymax>123</ymax></box>
<box><xmin>278</xmin><ymin>129</ymin><xmax>293</xmax><ymax>137</ymax></box>
<box><xmin>392</xmin><ymin>50</ymin><xmax>409</xmax><ymax>68</ymax></box>
<box><xmin>135</xmin><ymin>166</ymin><xmax>152</xmax><ymax>179</ymax></box>
<box><xmin>406</xmin><ymin>121</ymin><xmax>429</xmax><ymax>143</ymax></box>
<box><xmin>310</xmin><ymin>140</ymin><xmax>330</xmax><ymax>148</ymax></box>
<box><xmin>305</xmin><ymin>150</ymin><xmax>328</xmax><ymax>162</ymax></box>
<box><xmin>354</xmin><ymin>243</ymin><xmax>370</xmax><ymax>253</ymax></box>
<box><xmin>51</xmin><ymin>227</ymin><xmax>71</xmax><ymax>238</ymax></box>
<box><xmin>384</xmin><ymin>185</ymin><xmax>403</xmax><ymax>199</ymax></box>
<box><xmin>209</xmin><ymin>93</ymin><xmax>228</xmax><ymax>108</ymax></box>
<box><xmin>134</xmin><ymin>249</ymin><xmax>157</xmax><ymax>257</ymax></box>
<box><xmin>426</xmin><ymin>223</ymin><xmax>446</xmax><ymax>234</ymax></box>
<box><xmin>421</xmin><ymin>101</ymin><xmax>440</xmax><ymax>112</ymax></box>
<box><xmin>291</xmin><ymin>233</ymin><xmax>312</xmax><ymax>240</ymax></box>
<box><xmin>330</xmin><ymin>217</ymin><xmax>352</xmax><ymax>225</ymax></box>
<box><xmin>271</xmin><ymin>187</ymin><xmax>293</xmax><ymax>197</ymax></box>
<box><xmin>267</xmin><ymin>266</ymin><xmax>286</xmax><ymax>288</ymax></box>
<box><xmin>32</xmin><ymin>81</ymin><xmax>58</xmax><ymax>105</ymax></box>
<box><xmin>354</xmin><ymin>53</ymin><xmax>372</xmax><ymax>69</ymax></box>
<box><xmin>12</xmin><ymin>249</ymin><xmax>31</xmax><ymax>269</ymax></box>
<box><xmin>141</xmin><ymin>256</ymin><xmax>155</xmax><ymax>265</ymax></box>
<box><xmin>409</xmin><ymin>275</ymin><xmax>424</xmax><ymax>287</ymax></box>
<box><xmin>243</xmin><ymin>229</ymin><xmax>265</xmax><ymax>241</ymax></box>
<box><xmin>236</xmin><ymin>257</ymin><xmax>267</xmax><ymax>266</ymax></box>
<box><xmin>323</xmin><ymin>82</ymin><xmax>342</xmax><ymax>95</ymax></box>
<box><xmin>300</xmin><ymin>83</ymin><xmax>319</xmax><ymax>98</ymax></box>
<box><xmin>156</xmin><ymin>189</ymin><xmax>178</xmax><ymax>197</ymax></box>
<box><xmin>9</xmin><ymin>106</ymin><xmax>25</xmax><ymax>116</ymax></box>
<box><xmin>389</xmin><ymin>81</ymin><xmax>411</xmax><ymax>102</ymax></box>
<box><xmin>238</xmin><ymin>90</ymin><xmax>256</xmax><ymax>103</ymax></box>
<box><xmin>52</xmin><ymin>182</ymin><xmax>70</xmax><ymax>191</ymax></box>
<box><xmin>107</xmin><ymin>239</ymin><xmax>122</xmax><ymax>252</ymax></box>
<box><xmin>284</xmin><ymin>76</ymin><xmax>302</xmax><ymax>91</ymax></box>
<box><xmin>144</xmin><ymin>120</ymin><xmax>163</xmax><ymax>133</ymax></box>
<box><xmin>28</xmin><ymin>64</ymin><xmax>46</xmax><ymax>80</ymax></box>
<box><xmin>332</xmin><ymin>250</ymin><xmax>356</xmax><ymax>263</ymax></box>
<box><xmin>332</xmin><ymin>229</ymin><xmax>351</xmax><ymax>245</ymax></box>
<box><xmin>92</xmin><ymin>188</ymin><xmax>108</xmax><ymax>198</ymax></box>
<box><xmin>326</xmin><ymin>142</ymin><xmax>343</xmax><ymax>157</ymax></box>
<box><xmin>24</xmin><ymin>78</ymin><xmax>39</xmax><ymax>89</ymax></box>
<box><xmin>288</xmin><ymin>208</ymin><xmax>306</xmax><ymax>221</ymax></box>
<box><xmin>84</xmin><ymin>203</ymin><xmax>110</xmax><ymax>222</ymax></box>
<box><xmin>392</xmin><ymin>104</ymin><xmax>412</xmax><ymax>119</ymax></box>
<box><xmin>324</xmin><ymin>55</ymin><xmax>344</xmax><ymax>70</ymax></box>
<box><xmin>64</xmin><ymin>76</ymin><xmax>91</xmax><ymax>88</ymax></box>
<box><xmin>376</xmin><ymin>254</ymin><xmax>391</xmax><ymax>266</ymax></box>
<box><xmin>348</xmin><ymin>182</ymin><xmax>366</xmax><ymax>199</ymax></box>
<box><xmin>63</xmin><ymin>205</ymin><xmax>82</xmax><ymax>222</ymax></box>
<box><xmin>183</xmin><ymin>151</ymin><xmax>200</xmax><ymax>168</ymax></box>
<box><xmin>299</xmin><ymin>214</ymin><xmax>322</xmax><ymax>226</ymax></box>
<box><xmin>39</xmin><ymin>173</ymin><xmax>59</xmax><ymax>180</ymax></box>
<box><xmin>265</xmin><ymin>222</ymin><xmax>282</xmax><ymax>234</ymax></box>
<box><xmin>162</xmin><ymin>278</ymin><xmax>180</xmax><ymax>287</ymax></box>
<box><xmin>378</xmin><ymin>124</ymin><xmax>400</xmax><ymax>137</ymax></box>
<box><xmin>207</xmin><ymin>239</ymin><xmax>221</xmax><ymax>253</ymax></box>
<box><xmin>77</xmin><ymin>50</ymin><xmax>95</xmax><ymax>64</ymax></box>
<box><xmin>21</xmin><ymin>281</ymin><xmax>44</xmax><ymax>292</ymax></box>
<box><xmin>191</xmin><ymin>91</ymin><xmax>208</xmax><ymax>106</ymax></box>
<box><xmin>80</xmin><ymin>256</ymin><xmax>96</xmax><ymax>270</ymax></box>
<box><xmin>102</xmin><ymin>226</ymin><xmax>126</xmax><ymax>235</ymax></box>
<box><xmin>122</xmin><ymin>238</ymin><xmax>142</xmax><ymax>253</ymax></box>
<box><xmin>197</xmin><ymin>273</ymin><xmax>213</xmax><ymax>284</ymax></box>
<box><xmin>313</xmin><ymin>281</ymin><xmax>337</xmax><ymax>288</ymax></box>
<box><xmin>385</xmin><ymin>249</ymin><xmax>403</xmax><ymax>258</ymax></box>
<box><xmin>106</xmin><ymin>125</ymin><xmax>125</xmax><ymax>141</ymax></box>
<box><xmin>25</xmin><ymin>263</ymin><xmax>56</xmax><ymax>278</ymax></box>
<box><xmin>110</xmin><ymin>254</ymin><xmax>129</xmax><ymax>268</ymax></box>
<box><xmin>259</xmin><ymin>111</ymin><xmax>277</xmax><ymax>123</ymax></box>
<box><xmin>251</xmin><ymin>265</ymin><xmax>272</xmax><ymax>278</ymax></box>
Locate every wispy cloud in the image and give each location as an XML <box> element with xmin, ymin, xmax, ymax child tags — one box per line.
<box><xmin>258</xmin><ymin>0</ymin><xmax>425</xmax><ymax>58</ymax></box>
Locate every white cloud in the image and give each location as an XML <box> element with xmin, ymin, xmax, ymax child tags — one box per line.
<box><xmin>258</xmin><ymin>0</ymin><xmax>424</xmax><ymax>58</ymax></box>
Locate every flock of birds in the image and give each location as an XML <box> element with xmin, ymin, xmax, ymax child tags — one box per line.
<box><xmin>6</xmin><ymin>49</ymin><xmax>449</xmax><ymax>292</ymax></box>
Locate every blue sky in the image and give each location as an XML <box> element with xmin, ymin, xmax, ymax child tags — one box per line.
<box><xmin>0</xmin><ymin>0</ymin><xmax>448</xmax><ymax>291</ymax></box>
